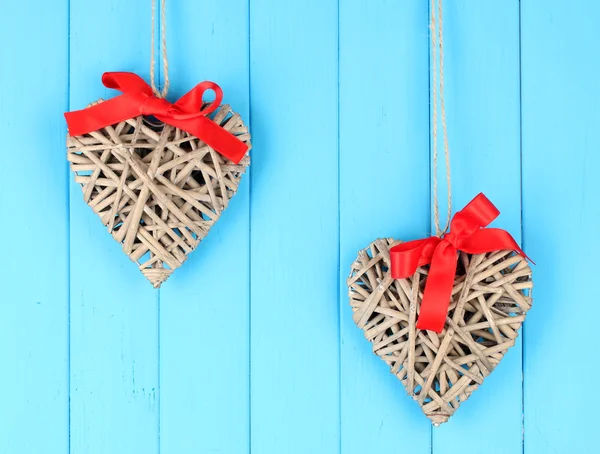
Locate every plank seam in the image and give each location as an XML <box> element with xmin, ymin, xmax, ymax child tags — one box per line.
<box><xmin>67</xmin><ymin>0</ymin><xmax>72</xmax><ymax>452</ymax></box>
<box><xmin>157</xmin><ymin>5</ymin><xmax>162</xmax><ymax>453</ymax></box>
<box><xmin>336</xmin><ymin>0</ymin><xmax>342</xmax><ymax>452</ymax></box>
<box><xmin>427</xmin><ymin>0</ymin><xmax>434</xmax><ymax>449</ymax></box>
<box><xmin>248</xmin><ymin>0</ymin><xmax>253</xmax><ymax>452</ymax></box>
<box><xmin>518</xmin><ymin>1</ymin><xmax>526</xmax><ymax>453</ymax></box>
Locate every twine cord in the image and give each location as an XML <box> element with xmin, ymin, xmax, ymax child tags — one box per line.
<box><xmin>431</xmin><ymin>0</ymin><xmax>452</xmax><ymax>236</ymax></box>
<box><xmin>150</xmin><ymin>0</ymin><xmax>169</xmax><ymax>98</ymax></box>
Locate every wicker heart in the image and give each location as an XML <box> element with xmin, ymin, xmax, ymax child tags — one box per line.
<box><xmin>67</xmin><ymin>101</ymin><xmax>251</xmax><ymax>287</ymax></box>
<box><xmin>347</xmin><ymin>238</ymin><xmax>533</xmax><ymax>425</ymax></box>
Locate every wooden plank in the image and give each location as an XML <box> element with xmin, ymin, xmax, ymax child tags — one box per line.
<box><xmin>158</xmin><ymin>1</ymin><xmax>250</xmax><ymax>452</ymax></box>
<box><xmin>249</xmin><ymin>0</ymin><xmax>339</xmax><ymax>452</ymax></box>
<box><xmin>69</xmin><ymin>1</ymin><xmax>159</xmax><ymax>452</ymax></box>
<box><xmin>0</xmin><ymin>2</ymin><xmax>69</xmax><ymax>453</ymax></box>
<box><xmin>339</xmin><ymin>1</ymin><xmax>432</xmax><ymax>452</ymax></box>
<box><xmin>431</xmin><ymin>1</ymin><xmax>524</xmax><ymax>451</ymax></box>
<box><xmin>521</xmin><ymin>1</ymin><xmax>600</xmax><ymax>452</ymax></box>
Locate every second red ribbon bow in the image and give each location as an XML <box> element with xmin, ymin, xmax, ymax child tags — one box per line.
<box><xmin>390</xmin><ymin>193</ymin><xmax>529</xmax><ymax>333</ymax></box>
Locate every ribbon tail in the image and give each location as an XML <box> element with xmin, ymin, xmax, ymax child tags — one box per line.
<box><xmin>158</xmin><ymin>114</ymin><xmax>248</xmax><ymax>164</ymax></box>
<box><xmin>459</xmin><ymin>228</ymin><xmax>533</xmax><ymax>263</ymax></box>
<box><xmin>416</xmin><ymin>242</ymin><xmax>458</xmax><ymax>333</ymax></box>
<box><xmin>65</xmin><ymin>92</ymin><xmax>145</xmax><ymax>137</ymax></box>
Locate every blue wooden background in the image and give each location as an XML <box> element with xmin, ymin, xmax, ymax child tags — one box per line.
<box><xmin>0</xmin><ymin>0</ymin><xmax>597</xmax><ymax>453</ymax></box>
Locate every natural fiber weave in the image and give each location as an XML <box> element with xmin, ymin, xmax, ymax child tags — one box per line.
<box><xmin>67</xmin><ymin>100</ymin><xmax>251</xmax><ymax>288</ymax></box>
<box><xmin>348</xmin><ymin>238</ymin><xmax>533</xmax><ymax>425</ymax></box>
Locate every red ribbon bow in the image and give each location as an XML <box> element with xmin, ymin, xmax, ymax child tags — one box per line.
<box><xmin>64</xmin><ymin>72</ymin><xmax>248</xmax><ymax>164</ymax></box>
<box><xmin>390</xmin><ymin>193</ymin><xmax>528</xmax><ymax>333</ymax></box>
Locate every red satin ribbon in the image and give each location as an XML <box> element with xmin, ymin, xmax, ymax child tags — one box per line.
<box><xmin>64</xmin><ymin>72</ymin><xmax>248</xmax><ymax>164</ymax></box>
<box><xmin>390</xmin><ymin>193</ymin><xmax>528</xmax><ymax>333</ymax></box>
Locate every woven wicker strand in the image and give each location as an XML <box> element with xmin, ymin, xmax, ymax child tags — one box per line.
<box><xmin>348</xmin><ymin>238</ymin><xmax>533</xmax><ymax>425</ymax></box>
<box><xmin>67</xmin><ymin>101</ymin><xmax>251</xmax><ymax>287</ymax></box>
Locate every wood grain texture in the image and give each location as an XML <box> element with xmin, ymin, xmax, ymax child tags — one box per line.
<box><xmin>431</xmin><ymin>2</ymin><xmax>524</xmax><ymax>452</ymax></box>
<box><xmin>339</xmin><ymin>1</ymin><xmax>431</xmax><ymax>452</ymax></box>
<box><xmin>158</xmin><ymin>1</ymin><xmax>250</xmax><ymax>453</ymax></box>
<box><xmin>0</xmin><ymin>2</ymin><xmax>69</xmax><ymax>453</ymax></box>
<box><xmin>522</xmin><ymin>1</ymin><xmax>600</xmax><ymax>452</ymax></box>
<box><xmin>69</xmin><ymin>1</ymin><xmax>159</xmax><ymax>453</ymax></box>
<box><xmin>1</xmin><ymin>0</ymin><xmax>599</xmax><ymax>452</ymax></box>
<box><xmin>249</xmin><ymin>0</ymin><xmax>340</xmax><ymax>452</ymax></box>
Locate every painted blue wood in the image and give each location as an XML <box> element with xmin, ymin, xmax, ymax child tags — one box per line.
<box><xmin>69</xmin><ymin>1</ymin><xmax>159</xmax><ymax>453</ymax></box>
<box><xmin>2</xmin><ymin>1</ymin><xmax>600</xmax><ymax>452</ymax></box>
<box><xmin>0</xmin><ymin>2</ymin><xmax>69</xmax><ymax>453</ymax></box>
<box><xmin>158</xmin><ymin>1</ymin><xmax>250</xmax><ymax>453</ymax></box>
<box><xmin>339</xmin><ymin>1</ymin><xmax>431</xmax><ymax>453</ymax></box>
<box><xmin>432</xmin><ymin>2</ymin><xmax>525</xmax><ymax>452</ymax></box>
<box><xmin>522</xmin><ymin>2</ymin><xmax>600</xmax><ymax>453</ymax></box>
<box><xmin>249</xmin><ymin>0</ymin><xmax>340</xmax><ymax>452</ymax></box>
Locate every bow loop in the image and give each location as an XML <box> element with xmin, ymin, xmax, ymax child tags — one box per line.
<box><xmin>390</xmin><ymin>193</ymin><xmax>528</xmax><ymax>332</ymax></box>
<box><xmin>65</xmin><ymin>72</ymin><xmax>248</xmax><ymax>164</ymax></box>
<box><xmin>173</xmin><ymin>81</ymin><xmax>223</xmax><ymax>118</ymax></box>
<box><xmin>390</xmin><ymin>237</ymin><xmax>440</xmax><ymax>280</ymax></box>
<box><xmin>450</xmin><ymin>193</ymin><xmax>500</xmax><ymax>239</ymax></box>
<box><xmin>102</xmin><ymin>72</ymin><xmax>153</xmax><ymax>97</ymax></box>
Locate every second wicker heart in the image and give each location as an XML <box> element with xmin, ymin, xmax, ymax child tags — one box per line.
<box><xmin>348</xmin><ymin>238</ymin><xmax>533</xmax><ymax>425</ymax></box>
<box><xmin>67</xmin><ymin>101</ymin><xmax>251</xmax><ymax>288</ymax></box>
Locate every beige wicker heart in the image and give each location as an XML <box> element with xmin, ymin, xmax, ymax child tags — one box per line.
<box><xmin>67</xmin><ymin>101</ymin><xmax>251</xmax><ymax>288</ymax></box>
<box><xmin>348</xmin><ymin>238</ymin><xmax>532</xmax><ymax>425</ymax></box>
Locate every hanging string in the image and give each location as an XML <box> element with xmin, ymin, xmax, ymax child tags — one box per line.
<box><xmin>150</xmin><ymin>0</ymin><xmax>170</xmax><ymax>98</ymax></box>
<box><xmin>431</xmin><ymin>0</ymin><xmax>452</xmax><ymax>236</ymax></box>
